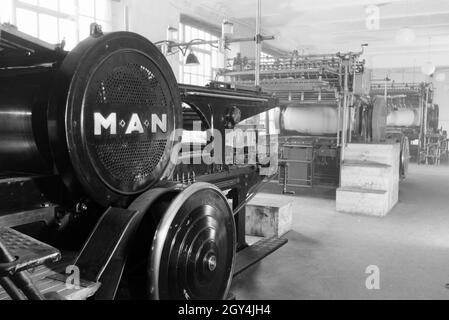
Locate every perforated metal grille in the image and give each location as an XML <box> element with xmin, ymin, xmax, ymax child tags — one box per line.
<box><xmin>96</xmin><ymin>63</ymin><xmax>167</xmax><ymax>106</ymax></box>
<box><xmin>95</xmin><ymin>139</ymin><xmax>167</xmax><ymax>184</ymax></box>
<box><xmin>92</xmin><ymin>62</ymin><xmax>169</xmax><ymax>187</ymax></box>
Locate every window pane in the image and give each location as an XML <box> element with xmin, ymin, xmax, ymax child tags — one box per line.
<box><xmin>39</xmin><ymin>0</ymin><xmax>58</xmax><ymax>10</ymax></box>
<box><xmin>197</xmin><ymin>30</ymin><xmax>204</xmax><ymax>49</ymax></box>
<box><xmin>193</xmin><ymin>56</ymin><xmax>201</xmax><ymax>74</ymax></box>
<box><xmin>16</xmin><ymin>8</ymin><xmax>38</xmax><ymax>37</ymax></box>
<box><xmin>212</xmin><ymin>51</ymin><xmax>218</xmax><ymax>67</ymax></box>
<box><xmin>180</xmin><ymin>24</ymin><xmax>221</xmax><ymax>86</ymax></box>
<box><xmin>78</xmin><ymin>0</ymin><xmax>94</xmax><ymax>17</ymax></box>
<box><xmin>0</xmin><ymin>0</ymin><xmax>13</xmax><ymax>23</ymax></box>
<box><xmin>39</xmin><ymin>13</ymin><xmax>58</xmax><ymax>43</ymax></box>
<box><xmin>179</xmin><ymin>68</ymin><xmax>184</xmax><ymax>82</ymax></box>
<box><xmin>59</xmin><ymin>0</ymin><xmax>76</xmax><ymax>14</ymax></box>
<box><xmin>79</xmin><ymin>15</ymin><xmax>94</xmax><ymax>40</ymax></box>
<box><xmin>179</xmin><ymin>23</ymin><xmax>183</xmax><ymax>42</ymax></box>
<box><xmin>201</xmin><ymin>52</ymin><xmax>207</xmax><ymax>74</ymax></box>
<box><xmin>19</xmin><ymin>0</ymin><xmax>38</xmax><ymax>5</ymax></box>
<box><xmin>185</xmin><ymin>25</ymin><xmax>191</xmax><ymax>42</ymax></box>
<box><xmin>59</xmin><ymin>18</ymin><xmax>77</xmax><ymax>50</ymax></box>
<box><xmin>95</xmin><ymin>0</ymin><xmax>111</xmax><ymax>21</ymax></box>
<box><xmin>184</xmin><ymin>73</ymin><xmax>191</xmax><ymax>84</ymax></box>
<box><xmin>191</xmin><ymin>27</ymin><xmax>198</xmax><ymax>41</ymax></box>
<box><xmin>205</xmin><ymin>54</ymin><xmax>211</xmax><ymax>78</ymax></box>
<box><xmin>99</xmin><ymin>21</ymin><xmax>112</xmax><ymax>32</ymax></box>
<box><xmin>191</xmin><ymin>74</ymin><xmax>198</xmax><ymax>86</ymax></box>
<box><xmin>199</xmin><ymin>52</ymin><xmax>205</xmax><ymax>74</ymax></box>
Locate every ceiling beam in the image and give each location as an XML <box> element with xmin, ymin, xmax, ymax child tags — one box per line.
<box><xmin>267</xmin><ymin>10</ymin><xmax>449</xmax><ymax>28</ymax></box>
<box><xmin>330</xmin><ymin>23</ymin><xmax>449</xmax><ymax>36</ymax></box>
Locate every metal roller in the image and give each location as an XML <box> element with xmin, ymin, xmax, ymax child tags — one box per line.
<box><xmin>280</xmin><ymin>104</ymin><xmax>343</xmax><ymax>135</ymax></box>
<box><xmin>386</xmin><ymin>109</ymin><xmax>420</xmax><ymax>127</ymax></box>
<box><xmin>0</xmin><ymin>68</ymin><xmax>54</xmax><ymax>174</ymax></box>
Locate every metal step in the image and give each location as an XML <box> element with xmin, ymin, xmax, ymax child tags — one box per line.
<box><xmin>233</xmin><ymin>236</ymin><xmax>288</xmax><ymax>277</ymax></box>
<box><xmin>0</xmin><ymin>253</ymin><xmax>100</xmax><ymax>300</ymax></box>
<box><xmin>0</xmin><ymin>227</ymin><xmax>60</xmax><ymax>275</ymax></box>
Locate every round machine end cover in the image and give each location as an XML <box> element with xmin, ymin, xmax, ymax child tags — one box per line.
<box><xmin>51</xmin><ymin>32</ymin><xmax>182</xmax><ymax>206</ymax></box>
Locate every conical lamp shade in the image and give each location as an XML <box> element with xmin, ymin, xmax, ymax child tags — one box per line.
<box><xmin>185</xmin><ymin>51</ymin><xmax>200</xmax><ymax>66</ymax></box>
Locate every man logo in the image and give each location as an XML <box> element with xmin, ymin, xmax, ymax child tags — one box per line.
<box><xmin>94</xmin><ymin>112</ymin><xmax>167</xmax><ymax>135</ymax></box>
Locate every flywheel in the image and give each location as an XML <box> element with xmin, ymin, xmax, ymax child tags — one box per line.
<box><xmin>150</xmin><ymin>182</ymin><xmax>236</xmax><ymax>300</ymax></box>
<box><xmin>123</xmin><ymin>182</ymin><xmax>236</xmax><ymax>300</ymax></box>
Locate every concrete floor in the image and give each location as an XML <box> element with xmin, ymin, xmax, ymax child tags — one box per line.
<box><xmin>231</xmin><ymin>163</ymin><xmax>449</xmax><ymax>300</ymax></box>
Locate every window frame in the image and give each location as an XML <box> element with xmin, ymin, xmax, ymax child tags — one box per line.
<box><xmin>178</xmin><ymin>21</ymin><xmax>222</xmax><ymax>86</ymax></box>
<box><xmin>9</xmin><ymin>0</ymin><xmax>113</xmax><ymax>50</ymax></box>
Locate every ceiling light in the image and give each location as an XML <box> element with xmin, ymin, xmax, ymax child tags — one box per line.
<box><xmin>167</xmin><ymin>26</ymin><xmax>178</xmax><ymax>42</ymax></box>
<box><xmin>395</xmin><ymin>27</ymin><xmax>416</xmax><ymax>45</ymax></box>
<box><xmin>222</xmin><ymin>20</ymin><xmax>234</xmax><ymax>37</ymax></box>
<box><xmin>185</xmin><ymin>50</ymin><xmax>200</xmax><ymax>66</ymax></box>
<box><xmin>421</xmin><ymin>61</ymin><xmax>436</xmax><ymax>76</ymax></box>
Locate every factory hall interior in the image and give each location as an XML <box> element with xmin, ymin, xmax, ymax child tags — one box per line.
<box><xmin>2</xmin><ymin>0</ymin><xmax>449</xmax><ymax>303</ymax></box>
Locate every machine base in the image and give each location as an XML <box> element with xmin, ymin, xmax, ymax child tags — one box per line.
<box><xmin>233</xmin><ymin>236</ymin><xmax>288</xmax><ymax>277</ymax></box>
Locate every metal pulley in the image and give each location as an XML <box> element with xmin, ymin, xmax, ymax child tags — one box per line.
<box><xmin>125</xmin><ymin>182</ymin><xmax>235</xmax><ymax>300</ymax></box>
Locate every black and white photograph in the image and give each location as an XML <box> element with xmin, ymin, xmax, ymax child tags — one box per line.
<box><xmin>0</xmin><ymin>0</ymin><xmax>449</xmax><ymax>308</ymax></box>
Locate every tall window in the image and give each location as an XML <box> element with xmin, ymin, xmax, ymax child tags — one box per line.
<box><xmin>178</xmin><ymin>22</ymin><xmax>223</xmax><ymax>86</ymax></box>
<box><xmin>1</xmin><ymin>0</ymin><xmax>113</xmax><ymax>51</ymax></box>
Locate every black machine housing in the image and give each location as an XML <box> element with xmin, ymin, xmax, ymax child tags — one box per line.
<box><xmin>0</xmin><ymin>24</ymin><xmax>281</xmax><ymax>299</ymax></box>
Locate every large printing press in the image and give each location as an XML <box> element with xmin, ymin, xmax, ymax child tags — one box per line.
<box><xmin>224</xmin><ymin>48</ymin><xmax>378</xmax><ymax>192</ymax></box>
<box><xmin>370</xmin><ymin>82</ymin><xmax>447</xmax><ymax>166</ymax></box>
<box><xmin>223</xmin><ymin>49</ymin><xmax>444</xmax><ymax>191</ymax></box>
<box><xmin>0</xmin><ymin>24</ymin><xmax>286</xmax><ymax>300</ymax></box>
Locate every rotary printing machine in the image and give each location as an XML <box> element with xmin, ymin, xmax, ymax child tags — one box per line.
<box><xmin>223</xmin><ymin>48</ymin><xmax>373</xmax><ymax>192</ymax></box>
<box><xmin>0</xmin><ymin>23</ymin><xmax>286</xmax><ymax>300</ymax></box>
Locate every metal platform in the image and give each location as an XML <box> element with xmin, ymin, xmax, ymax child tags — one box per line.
<box><xmin>0</xmin><ymin>227</ymin><xmax>60</xmax><ymax>275</ymax></box>
<box><xmin>233</xmin><ymin>236</ymin><xmax>288</xmax><ymax>277</ymax></box>
<box><xmin>0</xmin><ymin>253</ymin><xmax>100</xmax><ymax>300</ymax></box>
<box><xmin>0</xmin><ymin>227</ymin><xmax>99</xmax><ymax>300</ymax></box>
